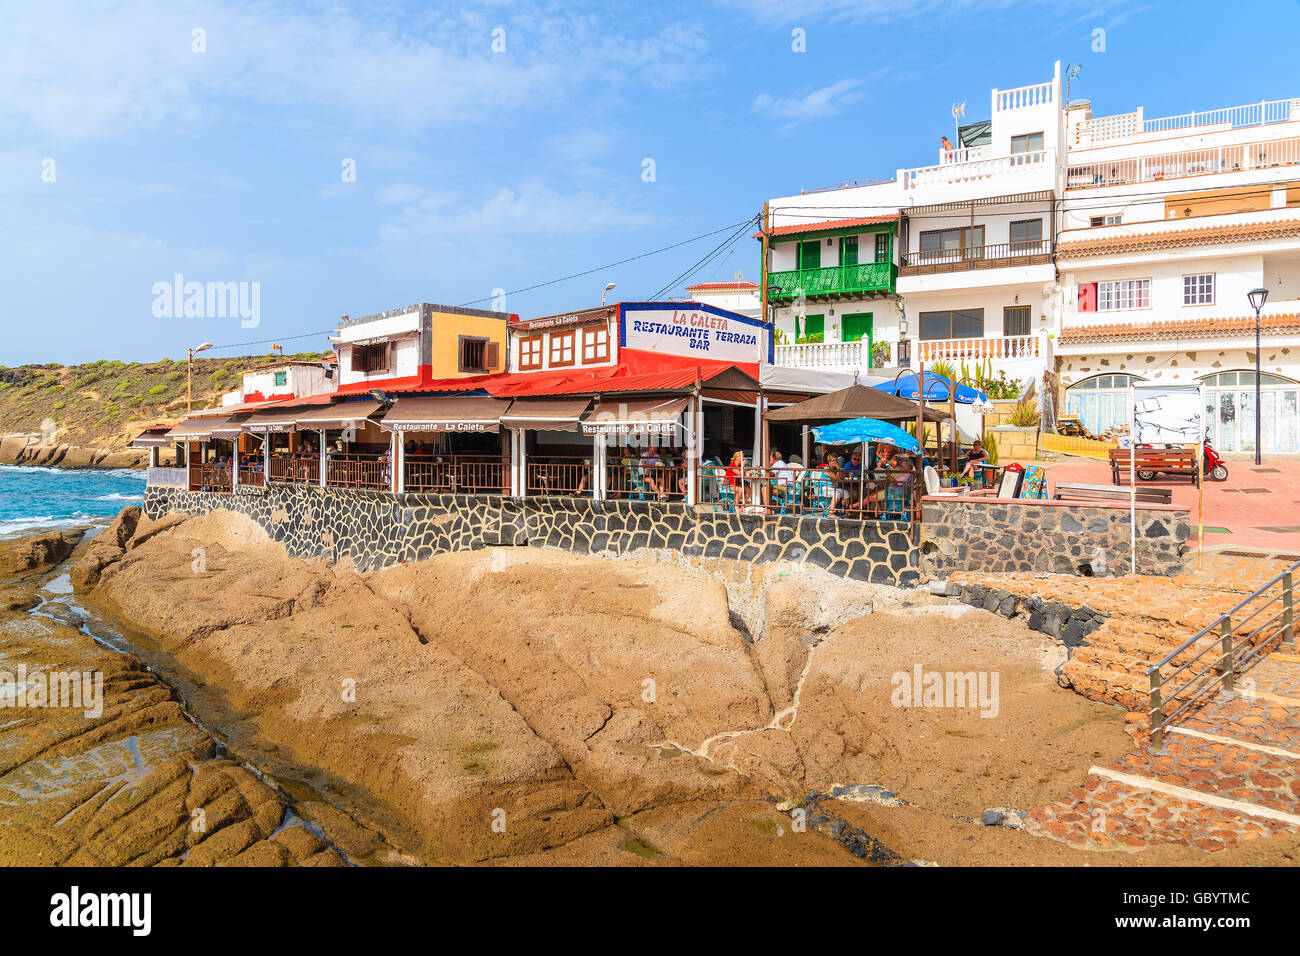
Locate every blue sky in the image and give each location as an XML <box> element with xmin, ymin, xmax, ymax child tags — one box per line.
<box><xmin>3</xmin><ymin>0</ymin><xmax>1298</xmax><ymax>364</ymax></box>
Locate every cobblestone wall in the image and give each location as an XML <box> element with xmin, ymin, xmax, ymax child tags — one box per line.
<box><xmin>143</xmin><ymin>484</ymin><xmax>920</xmax><ymax>586</ymax></box>
<box><xmin>921</xmin><ymin>498</ymin><xmax>1188</xmax><ymax>578</ymax></box>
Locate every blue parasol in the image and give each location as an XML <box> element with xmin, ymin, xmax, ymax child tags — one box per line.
<box><xmin>811</xmin><ymin>417</ymin><xmax>920</xmax><ymax>453</ymax></box>
<box><xmin>873</xmin><ymin>371</ymin><xmax>988</xmax><ymax>405</ymax></box>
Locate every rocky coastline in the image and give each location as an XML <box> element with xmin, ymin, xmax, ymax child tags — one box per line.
<box><xmin>0</xmin><ymin>435</ymin><xmax>153</xmax><ymax>470</ymax></box>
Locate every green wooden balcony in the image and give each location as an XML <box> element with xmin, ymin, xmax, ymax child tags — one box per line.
<box><xmin>767</xmin><ymin>261</ymin><xmax>897</xmax><ymax>300</ymax></box>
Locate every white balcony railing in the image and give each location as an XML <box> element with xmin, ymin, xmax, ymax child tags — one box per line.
<box><xmin>900</xmin><ymin>148</ymin><xmax>1053</xmax><ymax>193</ymax></box>
<box><xmin>1080</xmin><ymin>98</ymin><xmax>1300</xmax><ymax>146</ymax></box>
<box><xmin>774</xmin><ymin>340</ymin><xmax>874</xmax><ymax>371</ymax></box>
<box><xmin>994</xmin><ymin>80</ymin><xmax>1055</xmax><ymax>113</ymax></box>
<box><xmin>918</xmin><ymin>335</ymin><xmax>1041</xmax><ymax>364</ymax></box>
<box><xmin>939</xmin><ymin>145</ymin><xmax>992</xmax><ymax>165</ymax></box>
<box><xmin>1067</xmin><ymin>135</ymin><xmax>1300</xmax><ymax>189</ymax></box>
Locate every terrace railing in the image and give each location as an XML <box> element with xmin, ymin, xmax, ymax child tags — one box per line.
<box><xmin>527</xmin><ymin>457</ymin><xmax>595</xmax><ymax>498</ymax></box>
<box><xmin>774</xmin><ymin>340</ymin><xmax>874</xmax><ymax>372</ymax></box>
<box><xmin>325</xmin><ymin>454</ymin><xmax>389</xmax><ymax>490</ymax></box>
<box><xmin>899</xmin><ymin>148</ymin><xmax>1052</xmax><ymax>193</ymax></box>
<box><xmin>607</xmin><ymin>459</ymin><xmax>686</xmax><ymax>501</ymax></box>
<box><xmin>405</xmin><ymin>455</ymin><xmax>508</xmax><ymax>495</ymax></box>
<box><xmin>919</xmin><ymin>335</ymin><xmax>1040</xmax><ymax>363</ymax></box>
<box><xmin>190</xmin><ymin>462</ymin><xmax>233</xmax><ymax>493</ymax></box>
<box><xmin>767</xmin><ymin>261</ymin><xmax>895</xmax><ymax>299</ymax></box>
<box><xmin>1148</xmin><ymin>561</ymin><xmax>1298</xmax><ymax>751</ymax></box>
<box><xmin>899</xmin><ymin>239</ymin><xmax>1053</xmax><ymax>275</ymax></box>
<box><xmin>1079</xmin><ymin>98</ymin><xmax>1300</xmax><ymax>146</ymax></box>
<box><xmin>269</xmin><ymin>456</ymin><xmax>319</xmax><ymax>484</ymax></box>
<box><xmin>1067</xmin><ymin>135</ymin><xmax>1300</xmax><ymax>189</ymax></box>
<box><xmin>237</xmin><ymin>466</ymin><xmax>265</xmax><ymax>487</ymax></box>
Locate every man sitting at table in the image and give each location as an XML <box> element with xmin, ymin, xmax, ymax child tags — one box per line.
<box><xmin>960</xmin><ymin>438</ymin><xmax>989</xmax><ymax>480</ymax></box>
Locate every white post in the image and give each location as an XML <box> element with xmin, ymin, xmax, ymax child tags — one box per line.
<box><xmin>263</xmin><ymin>432</ymin><xmax>270</xmax><ymax>484</ymax></box>
<box><xmin>232</xmin><ymin>442</ymin><xmax>238</xmax><ymax>488</ymax></box>
<box><xmin>593</xmin><ymin>433</ymin><xmax>605</xmax><ymax>500</ymax></box>
<box><xmin>516</xmin><ymin>429</ymin><xmax>528</xmax><ymax>497</ymax></box>
<box><xmin>148</xmin><ymin>446</ymin><xmax>158</xmax><ymax>468</ymax></box>
<box><xmin>390</xmin><ymin>430</ymin><xmax>399</xmax><ymax>494</ymax></box>
<box><xmin>395</xmin><ymin>430</ymin><xmax>405</xmax><ymax>494</ymax></box>
<box><xmin>685</xmin><ymin>398</ymin><xmax>697</xmax><ymax>506</ymax></box>
<box><xmin>319</xmin><ymin>430</ymin><xmax>326</xmax><ymax>488</ymax></box>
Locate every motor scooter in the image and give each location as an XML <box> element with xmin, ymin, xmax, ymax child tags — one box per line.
<box><xmin>1134</xmin><ymin>440</ymin><xmax>1228</xmax><ymax>481</ymax></box>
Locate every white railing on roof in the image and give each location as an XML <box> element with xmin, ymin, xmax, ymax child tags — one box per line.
<box><xmin>939</xmin><ymin>144</ymin><xmax>993</xmax><ymax>165</ymax></box>
<box><xmin>1067</xmin><ymin>135</ymin><xmax>1300</xmax><ymax>189</ymax></box>
<box><xmin>994</xmin><ymin>80</ymin><xmax>1054</xmax><ymax>112</ymax></box>
<box><xmin>774</xmin><ymin>340</ymin><xmax>873</xmax><ymax>372</ymax></box>
<box><xmin>901</xmin><ymin>148</ymin><xmax>1052</xmax><ymax>192</ymax></box>
<box><xmin>1082</xmin><ymin>98</ymin><xmax>1300</xmax><ymax>145</ymax></box>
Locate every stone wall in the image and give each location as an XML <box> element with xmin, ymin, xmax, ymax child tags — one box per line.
<box><xmin>143</xmin><ymin>484</ymin><xmax>921</xmax><ymax>586</ymax></box>
<box><xmin>921</xmin><ymin>497</ymin><xmax>1187</xmax><ymax>578</ymax></box>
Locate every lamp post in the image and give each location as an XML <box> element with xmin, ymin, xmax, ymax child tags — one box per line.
<box><xmin>602</xmin><ymin>282</ymin><xmax>616</xmax><ymax>306</ymax></box>
<box><xmin>1247</xmin><ymin>287</ymin><xmax>1268</xmax><ymax>465</ymax></box>
<box><xmin>187</xmin><ymin>342</ymin><xmax>213</xmax><ymax>415</ymax></box>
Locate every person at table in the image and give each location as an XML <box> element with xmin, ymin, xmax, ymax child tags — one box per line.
<box><xmin>724</xmin><ymin>450</ymin><xmax>748</xmax><ymax>505</ymax></box>
<box><xmin>960</xmin><ymin>438</ymin><xmax>989</xmax><ymax>480</ymax></box>
<box><xmin>874</xmin><ymin>443</ymin><xmax>899</xmax><ymax>476</ymax></box>
<box><xmin>838</xmin><ymin>448</ymin><xmax>866</xmax><ymax>508</ymax></box>
<box><xmin>638</xmin><ymin>446</ymin><xmax>665</xmax><ymax>498</ymax></box>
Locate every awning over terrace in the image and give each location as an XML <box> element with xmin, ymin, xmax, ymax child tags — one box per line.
<box><xmin>165</xmin><ymin>417</ymin><xmax>236</xmax><ymax>441</ymax></box>
<box><xmin>377</xmin><ymin>396</ymin><xmax>510</xmax><ymax>433</ymax></box>
<box><xmin>581</xmin><ymin>396</ymin><xmax>690</xmax><ymax>435</ymax></box>
<box><xmin>130</xmin><ymin>427</ymin><xmax>174</xmax><ymax>448</ymax></box>
<box><xmin>499</xmin><ymin>398</ymin><xmax>592</xmax><ymax>431</ymax></box>
<box><xmin>292</xmin><ymin>400</ymin><xmax>384</xmax><ymax>431</ymax></box>
<box><xmin>242</xmin><ymin>407</ymin><xmax>306</xmax><ymax>434</ymax></box>
<box><xmin>765</xmin><ymin>384</ymin><xmax>950</xmax><ymax>425</ymax></box>
<box><xmin>210</xmin><ymin>414</ymin><xmax>253</xmax><ymax>438</ymax></box>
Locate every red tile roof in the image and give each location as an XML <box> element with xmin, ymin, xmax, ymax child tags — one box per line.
<box><xmin>684</xmin><ymin>281</ymin><xmax>760</xmax><ymax>292</ymax></box>
<box><xmin>1060</xmin><ymin>312</ymin><xmax>1300</xmax><ymax>344</ymax></box>
<box><xmin>754</xmin><ymin>214</ymin><xmax>899</xmax><ymax>240</ymax></box>
<box><xmin>1059</xmin><ymin>218</ymin><xmax>1300</xmax><ymax>259</ymax></box>
<box><xmin>390</xmin><ymin>357</ymin><xmax>756</xmax><ymax>398</ymax></box>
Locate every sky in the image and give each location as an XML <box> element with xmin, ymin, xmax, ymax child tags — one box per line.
<box><xmin>3</xmin><ymin>0</ymin><xmax>1299</xmax><ymax>365</ymax></box>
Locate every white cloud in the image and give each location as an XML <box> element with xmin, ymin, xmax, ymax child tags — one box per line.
<box><xmin>718</xmin><ymin>0</ymin><xmax>1075</xmax><ymax>24</ymax></box>
<box><xmin>753</xmin><ymin>79</ymin><xmax>862</xmax><ymax>125</ymax></box>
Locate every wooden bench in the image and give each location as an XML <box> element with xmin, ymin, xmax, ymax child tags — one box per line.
<box><xmin>1055</xmin><ymin>481</ymin><xmax>1173</xmax><ymax>505</ymax></box>
<box><xmin>1108</xmin><ymin>447</ymin><xmax>1200</xmax><ymax>487</ymax></box>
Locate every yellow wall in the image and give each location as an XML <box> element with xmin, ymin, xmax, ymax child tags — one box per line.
<box><xmin>428</xmin><ymin>311</ymin><xmax>508</xmax><ymax>378</ymax></box>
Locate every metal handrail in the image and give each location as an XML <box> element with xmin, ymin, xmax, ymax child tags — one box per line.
<box><xmin>1148</xmin><ymin>561</ymin><xmax>1298</xmax><ymax>750</ymax></box>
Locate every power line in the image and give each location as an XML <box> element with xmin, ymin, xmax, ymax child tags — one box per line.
<box><xmin>647</xmin><ymin>216</ymin><xmax>759</xmax><ymax>300</ymax></box>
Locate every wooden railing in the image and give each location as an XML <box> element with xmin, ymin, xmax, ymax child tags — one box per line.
<box><xmin>269</xmin><ymin>456</ymin><xmax>320</xmax><ymax>484</ymax></box>
<box><xmin>1148</xmin><ymin>561</ymin><xmax>1298</xmax><ymax>751</ymax></box>
<box><xmin>527</xmin><ymin>458</ymin><xmax>595</xmax><ymax>498</ymax></box>
<box><xmin>404</xmin><ymin>455</ymin><xmax>507</xmax><ymax>495</ymax></box>
<box><xmin>900</xmin><ymin>239</ymin><xmax>1052</xmax><ymax>275</ymax></box>
<box><xmin>237</xmin><ymin>467</ymin><xmax>264</xmax><ymax>487</ymax></box>
<box><xmin>1067</xmin><ymin>135</ymin><xmax>1300</xmax><ymax>188</ymax></box>
<box><xmin>325</xmin><ymin>454</ymin><xmax>389</xmax><ymax>490</ymax></box>
<box><xmin>767</xmin><ymin>260</ymin><xmax>895</xmax><ymax>299</ymax></box>
<box><xmin>606</xmin><ymin>459</ymin><xmax>686</xmax><ymax>501</ymax></box>
<box><xmin>190</xmin><ymin>463</ymin><xmax>233</xmax><ymax>493</ymax></box>
<box><xmin>700</xmin><ymin>465</ymin><xmax>918</xmax><ymax>521</ymax></box>
<box><xmin>918</xmin><ymin>335</ymin><xmax>1040</xmax><ymax>363</ymax></box>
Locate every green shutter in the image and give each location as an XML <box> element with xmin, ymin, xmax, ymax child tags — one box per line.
<box><xmin>798</xmin><ymin>240</ymin><xmax>821</xmax><ymax>271</ymax></box>
<box><xmin>839</xmin><ymin>236</ymin><xmax>858</xmax><ymax>267</ymax></box>
<box><xmin>874</xmin><ymin>233</ymin><xmax>889</xmax><ymax>263</ymax></box>
<box><xmin>841</xmin><ymin>312</ymin><xmax>872</xmax><ymax>344</ymax></box>
<box><xmin>801</xmin><ymin>313</ymin><xmax>825</xmax><ymax>343</ymax></box>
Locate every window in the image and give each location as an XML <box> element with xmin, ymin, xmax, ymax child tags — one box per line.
<box><xmin>459</xmin><ymin>336</ymin><xmax>494</xmax><ymax>374</ymax></box>
<box><xmin>839</xmin><ymin>236</ymin><xmax>858</xmax><ymax>267</ymax></box>
<box><xmin>1089</xmin><ymin>214</ymin><xmax>1122</xmax><ymax>227</ymax></box>
<box><xmin>350</xmin><ymin>343</ymin><xmax>390</xmax><ymax>374</ymax></box>
<box><xmin>1009</xmin><ymin>219</ymin><xmax>1043</xmax><ymax>253</ymax></box>
<box><xmin>920</xmin><ymin>309</ymin><xmax>983</xmax><ymax>340</ymax></box>
<box><xmin>1003</xmin><ymin>306</ymin><xmax>1031</xmax><ymax>337</ymax></box>
<box><xmin>1011</xmin><ymin>132</ymin><xmax>1044</xmax><ymax>157</ymax></box>
<box><xmin>1183</xmin><ymin>273</ymin><xmax>1215</xmax><ymax>305</ymax></box>
<box><xmin>1066</xmin><ymin>374</ymin><xmax>1144</xmax><ymax>436</ymax></box>
<box><xmin>874</xmin><ymin>232</ymin><xmax>889</xmax><ymax>263</ymax></box>
<box><xmin>273</xmin><ymin>371</ymin><xmax>287</xmax><ymax>387</ymax></box>
<box><xmin>518</xmin><ymin>335</ymin><xmax>543</xmax><ymax>370</ymax></box>
<box><xmin>919</xmin><ymin>226</ymin><xmax>984</xmax><ymax>261</ymax></box>
<box><xmin>549</xmin><ymin>330</ymin><xmax>575</xmax><ymax>367</ymax></box>
<box><xmin>797</xmin><ymin>240</ymin><xmax>821</xmax><ymax>271</ymax></box>
<box><xmin>799</xmin><ymin>313</ymin><xmax>824</xmax><ymax>342</ymax></box>
<box><xmin>1097</xmin><ymin>278</ymin><xmax>1150</xmax><ymax>311</ymax></box>
<box><xmin>581</xmin><ymin>325</ymin><xmax>609</xmax><ymax>363</ymax></box>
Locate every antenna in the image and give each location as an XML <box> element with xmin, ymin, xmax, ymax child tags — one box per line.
<box><xmin>1065</xmin><ymin>64</ymin><xmax>1082</xmax><ymax>105</ymax></box>
<box><xmin>952</xmin><ymin>101</ymin><xmax>966</xmax><ymax>145</ymax></box>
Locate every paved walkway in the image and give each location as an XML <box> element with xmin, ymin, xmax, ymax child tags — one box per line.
<box><xmin>1035</xmin><ymin>457</ymin><xmax>1300</xmax><ymax>554</ymax></box>
<box><xmin>1026</xmin><ymin>649</ymin><xmax>1300</xmax><ymax>852</ymax></box>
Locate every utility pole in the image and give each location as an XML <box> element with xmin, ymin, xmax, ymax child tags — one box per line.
<box><xmin>759</xmin><ymin>202</ymin><xmax>770</xmax><ymax>333</ymax></box>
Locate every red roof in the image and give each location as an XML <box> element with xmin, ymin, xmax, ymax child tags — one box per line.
<box><xmin>685</xmin><ymin>281</ymin><xmax>760</xmax><ymax>293</ymax></box>
<box><xmin>754</xmin><ymin>214</ymin><xmax>899</xmax><ymax>240</ymax></box>
<box><xmin>1060</xmin><ymin>312</ymin><xmax>1300</xmax><ymax>344</ymax></box>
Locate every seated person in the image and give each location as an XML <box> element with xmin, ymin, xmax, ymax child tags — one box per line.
<box><xmin>724</xmin><ymin>450</ymin><xmax>748</xmax><ymax>504</ymax></box>
<box><xmin>960</xmin><ymin>439</ymin><xmax>989</xmax><ymax>480</ymax></box>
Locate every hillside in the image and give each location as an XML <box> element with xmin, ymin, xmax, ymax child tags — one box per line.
<box><xmin>0</xmin><ymin>353</ymin><xmax>330</xmax><ymax>455</ymax></box>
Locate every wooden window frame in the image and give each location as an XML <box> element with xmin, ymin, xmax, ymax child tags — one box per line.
<box><xmin>1003</xmin><ymin>305</ymin><xmax>1031</xmax><ymax>337</ymax></box>
<box><xmin>839</xmin><ymin>236</ymin><xmax>858</xmax><ymax>267</ymax></box>
<box><xmin>919</xmin><ymin>308</ymin><xmax>984</xmax><ymax>341</ymax></box>
<box><xmin>273</xmin><ymin>370</ymin><xmax>287</xmax><ymax>387</ymax></box>
<box><xmin>1009</xmin><ymin>218</ymin><xmax>1043</xmax><ymax>253</ymax></box>
<box><xmin>549</xmin><ymin>330</ymin><xmax>576</xmax><ymax>368</ymax></box>
<box><xmin>350</xmin><ymin>342</ymin><xmax>391</xmax><ymax>374</ymax></box>
<box><xmin>458</xmin><ymin>335</ymin><xmax>490</xmax><ymax>374</ymax></box>
<box><xmin>518</xmin><ymin>334</ymin><xmax>544</xmax><ymax>371</ymax></box>
<box><xmin>581</xmin><ymin>325</ymin><xmax>609</xmax><ymax>364</ymax></box>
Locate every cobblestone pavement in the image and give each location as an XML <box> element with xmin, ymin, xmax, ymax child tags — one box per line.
<box><xmin>1026</xmin><ymin>653</ymin><xmax>1300</xmax><ymax>852</ymax></box>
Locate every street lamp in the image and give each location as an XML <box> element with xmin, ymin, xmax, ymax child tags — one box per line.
<box><xmin>187</xmin><ymin>342</ymin><xmax>213</xmax><ymax>415</ymax></box>
<box><xmin>602</xmin><ymin>282</ymin><xmax>616</xmax><ymax>306</ymax></box>
<box><xmin>1247</xmin><ymin>287</ymin><xmax>1268</xmax><ymax>465</ymax></box>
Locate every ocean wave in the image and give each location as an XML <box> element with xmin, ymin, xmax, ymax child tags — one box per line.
<box><xmin>0</xmin><ymin>514</ymin><xmax>107</xmax><ymax>538</ymax></box>
<box><xmin>0</xmin><ymin>464</ymin><xmax>145</xmax><ymax>481</ymax></box>
<box><xmin>95</xmin><ymin>492</ymin><xmax>144</xmax><ymax>501</ymax></box>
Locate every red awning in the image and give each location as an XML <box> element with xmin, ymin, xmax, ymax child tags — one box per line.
<box><xmin>378</xmin><ymin>396</ymin><xmax>510</xmax><ymax>433</ymax></box>
<box><xmin>581</xmin><ymin>396</ymin><xmax>690</xmax><ymax>436</ymax></box>
<box><xmin>499</xmin><ymin>398</ymin><xmax>592</xmax><ymax>431</ymax></box>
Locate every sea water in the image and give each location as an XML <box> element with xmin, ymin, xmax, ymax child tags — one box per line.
<box><xmin>0</xmin><ymin>464</ymin><xmax>146</xmax><ymax>538</ymax></box>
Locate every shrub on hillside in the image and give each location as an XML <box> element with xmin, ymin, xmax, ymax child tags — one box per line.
<box><xmin>149</xmin><ymin>384</ymin><xmax>167</xmax><ymax>396</ymax></box>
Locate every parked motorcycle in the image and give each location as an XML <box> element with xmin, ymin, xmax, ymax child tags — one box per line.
<box><xmin>1134</xmin><ymin>440</ymin><xmax>1228</xmax><ymax>482</ymax></box>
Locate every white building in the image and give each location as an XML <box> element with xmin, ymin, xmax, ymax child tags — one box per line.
<box><xmin>1057</xmin><ymin>95</ymin><xmax>1300</xmax><ymax>453</ymax></box>
<box><xmin>220</xmin><ymin>360</ymin><xmax>334</xmax><ymax>407</ymax></box>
